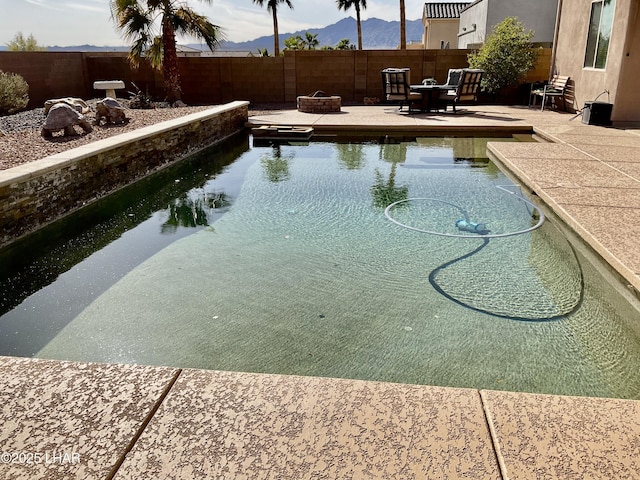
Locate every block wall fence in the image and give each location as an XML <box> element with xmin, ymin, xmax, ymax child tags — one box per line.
<box><xmin>0</xmin><ymin>49</ymin><xmax>551</xmax><ymax>108</ymax></box>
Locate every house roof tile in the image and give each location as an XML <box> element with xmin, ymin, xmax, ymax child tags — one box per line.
<box><xmin>423</xmin><ymin>2</ymin><xmax>470</xmax><ymax>19</ymax></box>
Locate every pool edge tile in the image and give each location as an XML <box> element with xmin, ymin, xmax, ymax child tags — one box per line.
<box><xmin>113</xmin><ymin>370</ymin><xmax>501</xmax><ymax>479</ymax></box>
<box><xmin>0</xmin><ymin>356</ymin><xmax>179</xmax><ymax>480</ymax></box>
<box><xmin>481</xmin><ymin>389</ymin><xmax>640</xmax><ymax>480</ymax></box>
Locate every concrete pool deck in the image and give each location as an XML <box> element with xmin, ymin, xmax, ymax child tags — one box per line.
<box><xmin>2</xmin><ymin>104</ymin><xmax>640</xmax><ymax>479</ymax></box>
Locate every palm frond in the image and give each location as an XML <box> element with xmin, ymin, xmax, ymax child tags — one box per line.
<box><xmin>128</xmin><ymin>34</ymin><xmax>150</xmax><ymax>68</ymax></box>
<box><xmin>110</xmin><ymin>0</ymin><xmax>138</xmax><ymax>20</ymax></box>
<box><xmin>173</xmin><ymin>7</ymin><xmax>225</xmax><ymax>50</ymax></box>
<box><xmin>146</xmin><ymin>36</ymin><xmax>164</xmax><ymax>70</ymax></box>
<box><xmin>252</xmin><ymin>0</ymin><xmax>293</xmax><ymax>11</ymax></box>
<box><xmin>111</xmin><ymin>0</ymin><xmax>152</xmax><ymax>42</ymax></box>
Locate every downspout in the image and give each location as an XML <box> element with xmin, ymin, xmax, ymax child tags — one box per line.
<box><xmin>549</xmin><ymin>0</ymin><xmax>563</xmax><ymax>80</ymax></box>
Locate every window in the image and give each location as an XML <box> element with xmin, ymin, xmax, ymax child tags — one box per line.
<box><xmin>584</xmin><ymin>0</ymin><xmax>616</xmax><ymax>69</ymax></box>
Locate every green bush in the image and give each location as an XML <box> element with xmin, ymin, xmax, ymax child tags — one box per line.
<box><xmin>0</xmin><ymin>70</ymin><xmax>30</xmax><ymax>115</ymax></box>
<box><xmin>468</xmin><ymin>17</ymin><xmax>540</xmax><ymax>95</ymax></box>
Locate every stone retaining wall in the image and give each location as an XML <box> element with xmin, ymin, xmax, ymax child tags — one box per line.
<box><xmin>0</xmin><ymin>101</ymin><xmax>248</xmax><ymax>248</ymax></box>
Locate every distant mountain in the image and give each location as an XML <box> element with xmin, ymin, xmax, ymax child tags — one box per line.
<box><xmin>2</xmin><ymin>17</ymin><xmax>423</xmax><ymax>53</ymax></box>
<box><xmin>216</xmin><ymin>17</ymin><xmax>424</xmax><ymax>53</ymax></box>
<box><xmin>46</xmin><ymin>44</ymin><xmax>129</xmax><ymax>52</ymax></box>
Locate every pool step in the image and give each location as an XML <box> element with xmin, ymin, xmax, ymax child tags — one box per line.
<box><xmin>251</xmin><ymin>125</ymin><xmax>314</xmax><ymax>141</ymax></box>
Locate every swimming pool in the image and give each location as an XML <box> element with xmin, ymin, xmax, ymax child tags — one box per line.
<box><xmin>2</xmin><ymin>133</ymin><xmax>640</xmax><ymax>399</ymax></box>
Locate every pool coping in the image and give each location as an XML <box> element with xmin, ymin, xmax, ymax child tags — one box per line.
<box><xmin>1</xmin><ymin>355</ymin><xmax>639</xmax><ymax>479</ymax></box>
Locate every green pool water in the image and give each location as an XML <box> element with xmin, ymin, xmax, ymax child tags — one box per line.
<box><xmin>2</xmin><ymin>133</ymin><xmax>640</xmax><ymax>398</ymax></box>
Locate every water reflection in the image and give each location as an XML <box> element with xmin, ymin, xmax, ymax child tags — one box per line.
<box><xmin>0</xmin><ymin>133</ymin><xmax>249</xmax><ymax>317</ymax></box>
<box><xmin>161</xmin><ymin>190</ymin><xmax>230</xmax><ymax>233</ymax></box>
<box><xmin>261</xmin><ymin>145</ymin><xmax>293</xmax><ymax>182</ymax></box>
<box><xmin>371</xmin><ymin>143</ymin><xmax>409</xmax><ymax>208</ymax></box>
<box><xmin>336</xmin><ymin>143</ymin><xmax>366</xmax><ymax>170</ymax></box>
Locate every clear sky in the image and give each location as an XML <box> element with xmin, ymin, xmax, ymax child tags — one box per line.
<box><xmin>0</xmin><ymin>0</ymin><xmax>429</xmax><ymax>47</ymax></box>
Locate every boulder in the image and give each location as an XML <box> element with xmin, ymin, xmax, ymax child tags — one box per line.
<box><xmin>44</xmin><ymin>97</ymin><xmax>90</xmax><ymax>115</ymax></box>
<box><xmin>41</xmin><ymin>103</ymin><xmax>93</xmax><ymax>138</ymax></box>
<box><xmin>95</xmin><ymin>97</ymin><xmax>127</xmax><ymax>125</ymax></box>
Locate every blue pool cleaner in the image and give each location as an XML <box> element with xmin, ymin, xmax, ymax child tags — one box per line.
<box><xmin>384</xmin><ymin>187</ymin><xmax>545</xmax><ymax>239</ymax></box>
<box><xmin>455</xmin><ymin>219</ymin><xmax>488</xmax><ymax>234</ymax></box>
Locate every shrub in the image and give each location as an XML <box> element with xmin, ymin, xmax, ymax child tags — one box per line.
<box><xmin>0</xmin><ymin>70</ymin><xmax>29</xmax><ymax>115</ymax></box>
<box><xmin>468</xmin><ymin>17</ymin><xmax>540</xmax><ymax>95</ymax></box>
<box><xmin>128</xmin><ymin>82</ymin><xmax>155</xmax><ymax>109</ymax></box>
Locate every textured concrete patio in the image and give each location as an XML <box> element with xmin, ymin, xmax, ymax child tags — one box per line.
<box><xmin>1</xmin><ymin>104</ymin><xmax>640</xmax><ymax>479</ymax></box>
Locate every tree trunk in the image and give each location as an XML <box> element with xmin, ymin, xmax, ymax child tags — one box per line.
<box><xmin>162</xmin><ymin>18</ymin><xmax>182</xmax><ymax>102</ymax></box>
<box><xmin>272</xmin><ymin>8</ymin><xmax>280</xmax><ymax>56</ymax></box>
<box><xmin>356</xmin><ymin>5</ymin><xmax>363</xmax><ymax>50</ymax></box>
<box><xmin>399</xmin><ymin>0</ymin><xmax>406</xmax><ymax>49</ymax></box>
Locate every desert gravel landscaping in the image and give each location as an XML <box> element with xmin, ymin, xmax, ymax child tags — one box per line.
<box><xmin>0</xmin><ymin>101</ymin><xmax>217</xmax><ymax>171</ymax></box>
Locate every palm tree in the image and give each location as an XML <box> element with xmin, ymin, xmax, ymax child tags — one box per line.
<box><xmin>335</xmin><ymin>38</ymin><xmax>355</xmax><ymax>50</ymax></box>
<box><xmin>336</xmin><ymin>0</ymin><xmax>366</xmax><ymax>50</ymax></box>
<box><xmin>110</xmin><ymin>0</ymin><xmax>223</xmax><ymax>103</ymax></box>
<box><xmin>284</xmin><ymin>35</ymin><xmax>304</xmax><ymax>50</ymax></box>
<box><xmin>302</xmin><ymin>32</ymin><xmax>319</xmax><ymax>50</ymax></box>
<box><xmin>252</xmin><ymin>0</ymin><xmax>293</xmax><ymax>56</ymax></box>
<box><xmin>399</xmin><ymin>0</ymin><xmax>406</xmax><ymax>49</ymax></box>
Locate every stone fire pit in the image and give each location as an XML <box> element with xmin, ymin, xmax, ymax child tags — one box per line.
<box><xmin>297</xmin><ymin>91</ymin><xmax>341</xmax><ymax>113</ymax></box>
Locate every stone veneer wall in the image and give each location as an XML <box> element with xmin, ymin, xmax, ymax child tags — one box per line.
<box><xmin>0</xmin><ymin>101</ymin><xmax>248</xmax><ymax>248</ymax></box>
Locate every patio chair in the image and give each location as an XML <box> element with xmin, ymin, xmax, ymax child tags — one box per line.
<box><xmin>443</xmin><ymin>68</ymin><xmax>464</xmax><ymax>88</ymax></box>
<box><xmin>529</xmin><ymin>75</ymin><xmax>570</xmax><ymax>111</ymax></box>
<box><xmin>438</xmin><ymin>68</ymin><xmax>484</xmax><ymax>112</ymax></box>
<box><xmin>381</xmin><ymin>68</ymin><xmax>422</xmax><ymax>113</ymax></box>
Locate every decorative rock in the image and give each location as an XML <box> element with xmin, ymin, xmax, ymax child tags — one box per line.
<box><xmin>44</xmin><ymin>97</ymin><xmax>90</xmax><ymax>115</ymax></box>
<box><xmin>41</xmin><ymin>103</ymin><xmax>93</xmax><ymax>138</ymax></box>
<box><xmin>95</xmin><ymin>97</ymin><xmax>127</xmax><ymax>125</ymax></box>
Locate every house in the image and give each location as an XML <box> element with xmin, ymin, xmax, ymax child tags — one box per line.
<box><xmin>176</xmin><ymin>45</ymin><xmax>204</xmax><ymax>57</ymax></box>
<box><xmin>457</xmin><ymin>0</ymin><xmax>559</xmax><ymax>48</ymax></box>
<box><xmin>202</xmin><ymin>51</ymin><xmax>255</xmax><ymax>57</ymax></box>
<box><xmin>553</xmin><ymin>0</ymin><xmax>639</xmax><ymax>124</ymax></box>
<box><xmin>421</xmin><ymin>1</ymin><xmax>470</xmax><ymax>49</ymax></box>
